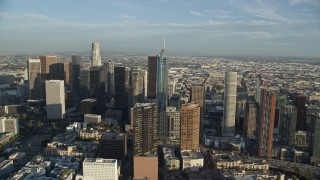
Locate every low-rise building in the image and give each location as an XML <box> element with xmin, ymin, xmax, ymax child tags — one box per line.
<box><xmin>84</xmin><ymin>114</ymin><xmax>101</xmax><ymax>124</ymax></box>
<box><xmin>8</xmin><ymin>152</ymin><xmax>26</xmax><ymax>165</ymax></box>
<box><xmin>181</xmin><ymin>150</ymin><xmax>203</xmax><ymax>172</ymax></box>
<box><xmin>0</xmin><ymin>160</ymin><xmax>14</xmax><ymax>177</ymax></box>
<box><xmin>163</xmin><ymin>147</ymin><xmax>180</xmax><ymax>170</ymax></box>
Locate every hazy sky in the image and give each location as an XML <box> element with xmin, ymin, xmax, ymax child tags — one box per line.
<box><xmin>0</xmin><ymin>0</ymin><xmax>320</xmax><ymax>57</ymax></box>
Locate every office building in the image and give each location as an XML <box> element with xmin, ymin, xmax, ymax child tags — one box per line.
<box><xmin>190</xmin><ymin>84</ymin><xmax>205</xmax><ymax>126</ymax></box>
<box><xmin>84</xmin><ymin>114</ymin><xmax>101</xmax><ymax>124</ymax></box>
<box><xmin>105</xmin><ymin>61</ymin><xmax>115</xmax><ymax>101</ymax></box>
<box><xmin>180</xmin><ymin>103</ymin><xmax>200</xmax><ymax>151</ymax></box>
<box><xmin>0</xmin><ymin>74</ymin><xmax>14</xmax><ymax>85</ymax></box>
<box><xmin>132</xmin><ymin>103</ymin><xmax>158</xmax><ymax>156</ymax></box>
<box><xmin>71</xmin><ymin>55</ymin><xmax>82</xmax><ymax>92</ymax></box>
<box><xmin>40</xmin><ymin>55</ymin><xmax>57</xmax><ymax>98</ymax></box>
<box><xmin>133</xmin><ymin>154</ymin><xmax>158</xmax><ymax>180</ymax></box>
<box><xmin>293</xmin><ymin>94</ymin><xmax>306</xmax><ymax>131</ymax></box>
<box><xmin>49</xmin><ymin>62</ymin><xmax>71</xmax><ymax>89</ymax></box>
<box><xmin>99</xmin><ymin>132</ymin><xmax>127</xmax><ymax>161</ymax></box>
<box><xmin>167</xmin><ymin>106</ymin><xmax>180</xmax><ymax>144</ymax></box>
<box><xmin>223</xmin><ymin>72</ymin><xmax>237</xmax><ymax>137</ymax></box>
<box><xmin>181</xmin><ymin>150</ymin><xmax>204</xmax><ymax>172</ymax></box>
<box><xmin>169</xmin><ymin>94</ymin><xmax>181</xmax><ymax>110</ymax></box>
<box><xmin>81</xmin><ymin>99</ymin><xmax>96</xmax><ymax>115</ymax></box>
<box><xmin>156</xmin><ymin>50</ymin><xmax>168</xmax><ymax>111</ymax></box>
<box><xmin>243</xmin><ymin>102</ymin><xmax>257</xmax><ymax>138</ymax></box>
<box><xmin>257</xmin><ymin>88</ymin><xmax>277</xmax><ymax>158</ymax></box>
<box><xmin>147</xmin><ymin>56</ymin><xmax>158</xmax><ymax>99</ymax></box>
<box><xmin>129</xmin><ymin>66</ymin><xmax>144</xmax><ymax>108</ymax></box>
<box><xmin>45</xmin><ymin>80</ymin><xmax>65</xmax><ymax>119</ymax></box>
<box><xmin>310</xmin><ymin>113</ymin><xmax>320</xmax><ymax>164</ymax></box>
<box><xmin>114</xmin><ymin>66</ymin><xmax>128</xmax><ymax>121</ymax></box>
<box><xmin>280</xmin><ymin>105</ymin><xmax>297</xmax><ymax>145</ymax></box>
<box><xmin>83</xmin><ymin>158</ymin><xmax>118</xmax><ymax>180</ymax></box>
<box><xmin>27</xmin><ymin>59</ymin><xmax>42</xmax><ymax>99</ymax></box>
<box><xmin>90</xmin><ymin>42</ymin><xmax>102</xmax><ymax>67</ymax></box>
<box><xmin>80</xmin><ymin>69</ymin><xmax>90</xmax><ymax>97</ymax></box>
<box><xmin>168</xmin><ymin>81</ymin><xmax>176</xmax><ymax>98</ymax></box>
<box><xmin>0</xmin><ymin>117</ymin><xmax>19</xmax><ymax>134</ymax></box>
<box><xmin>142</xmin><ymin>70</ymin><xmax>148</xmax><ymax>98</ymax></box>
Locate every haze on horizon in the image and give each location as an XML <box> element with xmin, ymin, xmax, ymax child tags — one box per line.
<box><xmin>0</xmin><ymin>0</ymin><xmax>320</xmax><ymax>57</ymax></box>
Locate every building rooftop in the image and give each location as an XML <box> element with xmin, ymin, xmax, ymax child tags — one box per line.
<box><xmin>84</xmin><ymin>158</ymin><xmax>116</xmax><ymax>164</ymax></box>
<box><xmin>181</xmin><ymin>150</ymin><xmax>203</xmax><ymax>160</ymax></box>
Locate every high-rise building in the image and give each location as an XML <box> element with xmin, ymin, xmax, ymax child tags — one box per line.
<box><xmin>49</xmin><ymin>62</ymin><xmax>71</xmax><ymax>89</ymax></box>
<box><xmin>71</xmin><ymin>55</ymin><xmax>82</xmax><ymax>92</ymax></box>
<box><xmin>129</xmin><ymin>66</ymin><xmax>144</xmax><ymax>108</ymax></box>
<box><xmin>223</xmin><ymin>72</ymin><xmax>237</xmax><ymax>136</ymax></box>
<box><xmin>190</xmin><ymin>84</ymin><xmax>205</xmax><ymax>127</ymax></box>
<box><xmin>114</xmin><ymin>66</ymin><xmax>128</xmax><ymax>121</ymax></box>
<box><xmin>40</xmin><ymin>55</ymin><xmax>57</xmax><ymax>98</ymax></box>
<box><xmin>147</xmin><ymin>56</ymin><xmax>158</xmax><ymax>99</ymax></box>
<box><xmin>156</xmin><ymin>50</ymin><xmax>168</xmax><ymax>111</ymax></box>
<box><xmin>80</xmin><ymin>99</ymin><xmax>97</xmax><ymax>115</ymax></box>
<box><xmin>142</xmin><ymin>70</ymin><xmax>148</xmax><ymax>98</ymax></box>
<box><xmin>105</xmin><ymin>61</ymin><xmax>115</xmax><ymax>101</ymax></box>
<box><xmin>168</xmin><ymin>81</ymin><xmax>176</xmax><ymax>99</ymax></box>
<box><xmin>45</xmin><ymin>80</ymin><xmax>65</xmax><ymax>119</ymax></box>
<box><xmin>292</xmin><ymin>94</ymin><xmax>306</xmax><ymax>131</ymax></box>
<box><xmin>132</xmin><ymin>103</ymin><xmax>158</xmax><ymax>156</ymax></box>
<box><xmin>257</xmin><ymin>88</ymin><xmax>277</xmax><ymax>158</ymax></box>
<box><xmin>0</xmin><ymin>117</ymin><xmax>19</xmax><ymax>134</ymax></box>
<box><xmin>27</xmin><ymin>59</ymin><xmax>42</xmax><ymax>99</ymax></box>
<box><xmin>83</xmin><ymin>158</ymin><xmax>118</xmax><ymax>180</ymax></box>
<box><xmin>169</xmin><ymin>94</ymin><xmax>181</xmax><ymax>110</ymax></box>
<box><xmin>133</xmin><ymin>155</ymin><xmax>158</xmax><ymax>180</ymax></box>
<box><xmin>243</xmin><ymin>102</ymin><xmax>257</xmax><ymax>138</ymax></box>
<box><xmin>99</xmin><ymin>132</ymin><xmax>127</xmax><ymax>161</ymax></box>
<box><xmin>279</xmin><ymin>105</ymin><xmax>297</xmax><ymax>145</ymax></box>
<box><xmin>167</xmin><ymin>106</ymin><xmax>180</xmax><ymax>144</ymax></box>
<box><xmin>80</xmin><ymin>69</ymin><xmax>90</xmax><ymax>97</ymax></box>
<box><xmin>90</xmin><ymin>42</ymin><xmax>102</xmax><ymax>67</ymax></box>
<box><xmin>309</xmin><ymin>113</ymin><xmax>320</xmax><ymax>164</ymax></box>
<box><xmin>180</xmin><ymin>102</ymin><xmax>200</xmax><ymax>150</ymax></box>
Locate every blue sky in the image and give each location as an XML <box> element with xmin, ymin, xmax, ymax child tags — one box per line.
<box><xmin>0</xmin><ymin>0</ymin><xmax>320</xmax><ymax>57</ymax></box>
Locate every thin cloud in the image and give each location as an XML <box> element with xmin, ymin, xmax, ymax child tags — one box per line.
<box><xmin>190</xmin><ymin>10</ymin><xmax>205</xmax><ymax>17</ymax></box>
<box><xmin>0</xmin><ymin>12</ymin><xmax>54</xmax><ymax>21</ymax></box>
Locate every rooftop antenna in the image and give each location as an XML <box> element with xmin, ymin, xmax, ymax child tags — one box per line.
<box><xmin>160</xmin><ymin>35</ymin><xmax>165</xmax><ymax>57</ymax></box>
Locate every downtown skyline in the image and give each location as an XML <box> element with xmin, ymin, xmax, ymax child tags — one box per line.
<box><xmin>0</xmin><ymin>0</ymin><xmax>320</xmax><ymax>57</ymax></box>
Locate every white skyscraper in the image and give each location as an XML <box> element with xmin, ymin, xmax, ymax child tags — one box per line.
<box><xmin>223</xmin><ymin>72</ymin><xmax>237</xmax><ymax>136</ymax></box>
<box><xmin>83</xmin><ymin>158</ymin><xmax>118</xmax><ymax>180</ymax></box>
<box><xmin>91</xmin><ymin>42</ymin><xmax>102</xmax><ymax>67</ymax></box>
<box><xmin>45</xmin><ymin>80</ymin><xmax>65</xmax><ymax>119</ymax></box>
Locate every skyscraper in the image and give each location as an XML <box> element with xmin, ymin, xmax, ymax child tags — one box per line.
<box><xmin>147</xmin><ymin>56</ymin><xmax>158</xmax><ymax>99</ymax></box>
<box><xmin>180</xmin><ymin>102</ymin><xmax>200</xmax><ymax>150</ymax></box>
<box><xmin>309</xmin><ymin>113</ymin><xmax>320</xmax><ymax>164</ymax></box>
<box><xmin>257</xmin><ymin>88</ymin><xmax>277</xmax><ymax>158</ymax></box>
<box><xmin>105</xmin><ymin>61</ymin><xmax>115</xmax><ymax>101</ymax></box>
<box><xmin>83</xmin><ymin>158</ymin><xmax>118</xmax><ymax>180</ymax></box>
<box><xmin>40</xmin><ymin>55</ymin><xmax>57</xmax><ymax>98</ymax></box>
<box><xmin>243</xmin><ymin>101</ymin><xmax>258</xmax><ymax>138</ymax></box>
<box><xmin>71</xmin><ymin>55</ymin><xmax>82</xmax><ymax>93</ymax></box>
<box><xmin>129</xmin><ymin>66</ymin><xmax>144</xmax><ymax>108</ymax></box>
<box><xmin>190</xmin><ymin>84</ymin><xmax>205</xmax><ymax>127</ymax></box>
<box><xmin>99</xmin><ymin>132</ymin><xmax>127</xmax><ymax>161</ymax></box>
<box><xmin>223</xmin><ymin>72</ymin><xmax>237</xmax><ymax>136</ymax></box>
<box><xmin>90</xmin><ymin>42</ymin><xmax>102</xmax><ymax>67</ymax></box>
<box><xmin>114</xmin><ymin>66</ymin><xmax>128</xmax><ymax>121</ymax></box>
<box><xmin>156</xmin><ymin>49</ymin><xmax>168</xmax><ymax>111</ymax></box>
<box><xmin>132</xmin><ymin>102</ymin><xmax>158</xmax><ymax>156</ymax></box>
<box><xmin>293</xmin><ymin>94</ymin><xmax>306</xmax><ymax>131</ymax></box>
<box><xmin>45</xmin><ymin>80</ymin><xmax>65</xmax><ymax>119</ymax></box>
<box><xmin>27</xmin><ymin>59</ymin><xmax>41</xmax><ymax>100</ymax></box>
<box><xmin>49</xmin><ymin>62</ymin><xmax>71</xmax><ymax>89</ymax></box>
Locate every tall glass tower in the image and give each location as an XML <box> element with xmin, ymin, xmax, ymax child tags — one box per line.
<box><xmin>156</xmin><ymin>48</ymin><xmax>168</xmax><ymax>112</ymax></box>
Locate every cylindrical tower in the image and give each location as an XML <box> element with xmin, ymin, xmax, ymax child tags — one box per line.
<box><xmin>223</xmin><ymin>72</ymin><xmax>237</xmax><ymax>136</ymax></box>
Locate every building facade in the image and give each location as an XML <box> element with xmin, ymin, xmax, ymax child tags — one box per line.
<box><xmin>27</xmin><ymin>59</ymin><xmax>42</xmax><ymax>99</ymax></box>
<box><xmin>223</xmin><ymin>72</ymin><xmax>237</xmax><ymax>136</ymax></box>
<box><xmin>90</xmin><ymin>42</ymin><xmax>102</xmax><ymax>67</ymax></box>
<box><xmin>180</xmin><ymin>103</ymin><xmax>200</xmax><ymax>150</ymax></box>
<box><xmin>83</xmin><ymin>158</ymin><xmax>118</xmax><ymax>180</ymax></box>
<box><xmin>45</xmin><ymin>80</ymin><xmax>65</xmax><ymax>119</ymax></box>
